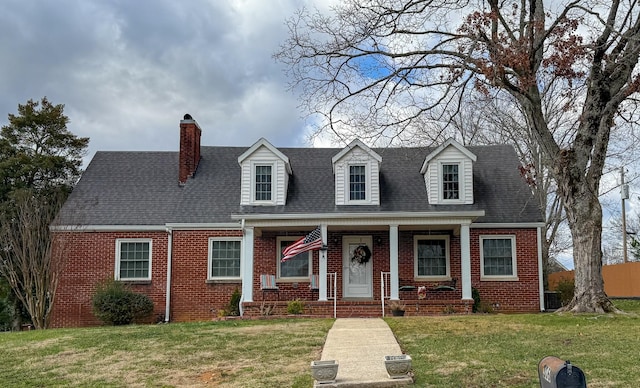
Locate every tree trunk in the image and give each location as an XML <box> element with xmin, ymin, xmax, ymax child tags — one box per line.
<box><xmin>559</xmin><ymin>177</ymin><xmax>617</xmax><ymax>313</ymax></box>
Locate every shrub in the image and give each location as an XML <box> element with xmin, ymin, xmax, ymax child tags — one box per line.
<box><xmin>92</xmin><ymin>280</ymin><xmax>154</xmax><ymax>325</ymax></box>
<box><xmin>472</xmin><ymin>287</ymin><xmax>481</xmax><ymax>313</ymax></box>
<box><xmin>287</xmin><ymin>299</ymin><xmax>305</xmax><ymax>314</ymax></box>
<box><xmin>555</xmin><ymin>277</ymin><xmax>575</xmax><ymax>306</ymax></box>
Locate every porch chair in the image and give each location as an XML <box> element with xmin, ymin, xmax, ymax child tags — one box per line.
<box><xmin>260</xmin><ymin>274</ymin><xmax>279</xmax><ymax>301</ymax></box>
<box><xmin>309</xmin><ymin>274</ymin><xmax>319</xmax><ymax>291</ymax></box>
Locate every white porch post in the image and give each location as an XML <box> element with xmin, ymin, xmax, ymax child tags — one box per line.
<box><xmin>319</xmin><ymin>224</ymin><xmax>328</xmax><ymax>301</ymax></box>
<box><xmin>242</xmin><ymin>226</ymin><xmax>254</xmax><ymax>302</ymax></box>
<box><xmin>389</xmin><ymin>225</ymin><xmax>400</xmax><ymax>300</ymax></box>
<box><xmin>460</xmin><ymin>223</ymin><xmax>472</xmax><ymax>300</ymax></box>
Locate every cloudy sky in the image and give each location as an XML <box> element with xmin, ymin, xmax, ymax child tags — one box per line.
<box><xmin>1</xmin><ymin>0</ymin><xmax>638</xmax><ymax>267</ymax></box>
<box><xmin>1</xmin><ymin>0</ymin><xmax>335</xmax><ymax>161</ymax></box>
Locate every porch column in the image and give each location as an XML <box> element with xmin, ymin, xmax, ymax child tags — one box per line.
<box><xmin>242</xmin><ymin>226</ymin><xmax>254</xmax><ymax>302</ymax></box>
<box><xmin>319</xmin><ymin>224</ymin><xmax>328</xmax><ymax>301</ymax></box>
<box><xmin>460</xmin><ymin>223</ymin><xmax>472</xmax><ymax>300</ymax></box>
<box><xmin>389</xmin><ymin>225</ymin><xmax>400</xmax><ymax>300</ymax></box>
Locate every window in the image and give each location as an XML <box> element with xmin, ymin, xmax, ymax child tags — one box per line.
<box><xmin>209</xmin><ymin>238</ymin><xmax>242</xmax><ymax>279</ymax></box>
<box><xmin>278</xmin><ymin>237</ymin><xmax>311</xmax><ymax>279</ymax></box>
<box><xmin>414</xmin><ymin>236</ymin><xmax>450</xmax><ymax>278</ymax></box>
<box><xmin>480</xmin><ymin>235</ymin><xmax>517</xmax><ymax>280</ymax></box>
<box><xmin>255</xmin><ymin>165</ymin><xmax>272</xmax><ymax>201</ymax></box>
<box><xmin>442</xmin><ymin>163</ymin><xmax>459</xmax><ymax>200</ymax></box>
<box><xmin>349</xmin><ymin>165</ymin><xmax>366</xmax><ymax>201</ymax></box>
<box><xmin>116</xmin><ymin>239</ymin><xmax>151</xmax><ymax>281</ymax></box>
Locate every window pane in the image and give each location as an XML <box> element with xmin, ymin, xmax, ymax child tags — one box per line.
<box><xmin>417</xmin><ymin>239</ymin><xmax>447</xmax><ymax>276</ymax></box>
<box><xmin>119</xmin><ymin>241</ymin><xmax>150</xmax><ymax>279</ymax></box>
<box><xmin>255</xmin><ymin>165</ymin><xmax>272</xmax><ymax>201</ymax></box>
<box><xmin>442</xmin><ymin>164</ymin><xmax>459</xmax><ymax>199</ymax></box>
<box><xmin>483</xmin><ymin>238</ymin><xmax>513</xmax><ymax>276</ymax></box>
<box><xmin>349</xmin><ymin>165</ymin><xmax>366</xmax><ymax>200</ymax></box>
<box><xmin>279</xmin><ymin>240</ymin><xmax>309</xmax><ymax>277</ymax></box>
<box><xmin>211</xmin><ymin>240</ymin><xmax>241</xmax><ymax>278</ymax></box>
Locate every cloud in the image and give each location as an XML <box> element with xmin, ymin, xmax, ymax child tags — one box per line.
<box><xmin>0</xmin><ymin>0</ymin><xmax>331</xmax><ymax>165</ymax></box>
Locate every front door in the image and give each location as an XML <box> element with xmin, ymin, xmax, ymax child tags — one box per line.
<box><xmin>343</xmin><ymin>236</ymin><xmax>373</xmax><ymax>298</ymax></box>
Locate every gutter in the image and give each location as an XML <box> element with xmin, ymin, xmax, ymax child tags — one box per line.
<box><xmin>165</xmin><ymin>227</ymin><xmax>173</xmax><ymax>323</ymax></box>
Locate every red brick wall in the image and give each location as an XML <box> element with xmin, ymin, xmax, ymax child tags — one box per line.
<box><xmin>470</xmin><ymin>228</ymin><xmax>540</xmax><ymax>312</ymax></box>
<box><xmin>50</xmin><ymin>231</ymin><xmax>169</xmax><ymax>328</ymax></box>
<box><xmin>51</xmin><ymin>227</ymin><xmax>540</xmax><ymax>327</ymax></box>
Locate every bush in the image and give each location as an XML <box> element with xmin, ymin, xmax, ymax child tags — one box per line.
<box><xmin>472</xmin><ymin>287</ymin><xmax>481</xmax><ymax>313</ymax></box>
<box><xmin>287</xmin><ymin>299</ymin><xmax>305</xmax><ymax>315</ymax></box>
<box><xmin>92</xmin><ymin>280</ymin><xmax>154</xmax><ymax>325</ymax></box>
<box><xmin>555</xmin><ymin>277</ymin><xmax>575</xmax><ymax>306</ymax></box>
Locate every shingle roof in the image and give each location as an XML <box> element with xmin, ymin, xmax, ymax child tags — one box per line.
<box><xmin>56</xmin><ymin>144</ymin><xmax>543</xmax><ymax>226</ymax></box>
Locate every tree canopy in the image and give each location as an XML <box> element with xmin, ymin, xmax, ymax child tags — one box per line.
<box><xmin>277</xmin><ymin>0</ymin><xmax>640</xmax><ymax>312</ymax></box>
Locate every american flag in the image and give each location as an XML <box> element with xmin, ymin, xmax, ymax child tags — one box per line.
<box><xmin>281</xmin><ymin>227</ymin><xmax>323</xmax><ymax>262</ymax></box>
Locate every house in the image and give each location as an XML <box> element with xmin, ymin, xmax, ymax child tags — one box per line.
<box><xmin>50</xmin><ymin>115</ymin><xmax>545</xmax><ymax>327</ymax></box>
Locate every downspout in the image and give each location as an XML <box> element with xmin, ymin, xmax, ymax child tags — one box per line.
<box><xmin>537</xmin><ymin>227</ymin><xmax>545</xmax><ymax>311</ymax></box>
<box><xmin>165</xmin><ymin>227</ymin><xmax>173</xmax><ymax>322</ymax></box>
<box><xmin>239</xmin><ymin>219</ymin><xmax>245</xmax><ymax>317</ymax></box>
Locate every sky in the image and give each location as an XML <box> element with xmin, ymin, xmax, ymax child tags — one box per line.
<box><xmin>1</xmin><ymin>0</ymin><xmax>638</xmax><ymax>268</ymax></box>
<box><xmin>0</xmin><ymin>0</ymin><xmax>335</xmax><ymax>162</ymax></box>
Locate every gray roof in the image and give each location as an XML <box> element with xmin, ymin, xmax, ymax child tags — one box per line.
<box><xmin>56</xmin><ymin>145</ymin><xmax>543</xmax><ymax>226</ymax></box>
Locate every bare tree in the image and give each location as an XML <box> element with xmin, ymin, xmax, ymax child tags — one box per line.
<box><xmin>277</xmin><ymin>0</ymin><xmax>640</xmax><ymax>312</ymax></box>
<box><xmin>0</xmin><ymin>190</ymin><xmax>68</xmax><ymax>329</ymax></box>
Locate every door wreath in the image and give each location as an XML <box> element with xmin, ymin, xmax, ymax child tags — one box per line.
<box><xmin>351</xmin><ymin>245</ymin><xmax>371</xmax><ymax>264</ymax></box>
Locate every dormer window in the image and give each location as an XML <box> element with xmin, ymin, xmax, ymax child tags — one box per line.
<box><xmin>332</xmin><ymin>140</ymin><xmax>382</xmax><ymax>206</ymax></box>
<box><xmin>349</xmin><ymin>165</ymin><xmax>367</xmax><ymax>201</ymax></box>
<box><xmin>255</xmin><ymin>165</ymin><xmax>272</xmax><ymax>201</ymax></box>
<box><xmin>238</xmin><ymin>138</ymin><xmax>292</xmax><ymax>206</ymax></box>
<box><xmin>420</xmin><ymin>139</ymin><xmax>476</xmax><ymax>205</ymax></box>
<box><xmin>442</xmin><ymin>163</ymin><xmax>459</xmax><ymax>200</ymax></box>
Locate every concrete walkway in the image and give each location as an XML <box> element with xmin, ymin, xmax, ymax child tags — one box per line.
<box><xmin>314</xmin><ymin>318</ymin><xmax>413</xmax><ymax>387</ymax></box>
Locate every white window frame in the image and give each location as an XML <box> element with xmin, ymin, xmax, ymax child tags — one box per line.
<box><xmin>277</xmin><ymin>236</ymin><xmax>312</xmax><ymax>281</ymax></box>
<box><xmin>480</xmin><ymin>235</ymin><xmax>518</xmax><ymax>281</ymax></box>
<box><xmin>414</xmin><ymin>235</ymin><xmax>451</xmax><ymax>280</ymax></box>
<box><xmin>439</xmin><ymin>161</ymin><xmax>464</xmax><ymax>204</ymax></box>
<box><xmin>115</xmin><ymin>238</ymin><xmax>152</xmax><ymax>281</ymax></box>
<box><xmin>208</xmin><ymin>237</ymin><xmax>243</xmax><ymax>281</ymax></box>
<box><xmin>345</xmin><ymin>162</ymin><xmax>371</xmax><ymax>205</ymax></box>
<box><xmin>251</xmin><ymin>161</ymin><xmax>275</xmax><ymax>204</ymax></box>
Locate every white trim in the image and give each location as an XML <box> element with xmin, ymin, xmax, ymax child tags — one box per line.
<box><xmin>479</xmin><ymin>235</ymin><xmax>518</xmax><ymax>281</ymax></box>
<box><xmin>52</xmin><ymin>223</ymin><xmax>242</xmax><ymax>232</ymax></box>
<box><xmin>345</xmin><ymin>162</ymin><xmax>372</xmax><ymax>205</ymax></box>
<box><xmin>164</xmin><ymin>223</ymin><xmax>241</xmax><ymax>230</ymax></box>
<box><xmin>471</xmin><ymin>223</ymin><xmax>545</xmax><ymax>228</ymax></box>
<box><xmin>115</xmin><ymin>238</ymin><xmax>152</xmax><ymax>281</ymax></box>
<box><xmin>251</xmin><ymin>161</ymin><xmax>276</xmax><ymax>205</ymax></box>
<box><xmin>238</xmin><ymin>138</ymin><xmax>292</xmax><ymax>174</ymax></box>
<box><xmin>276</xmin><ymin>236</ymin><xmax>313</xmax><ymax>280</ymax></box>
<box><xmin>414</xmin><ymin>235</ymin><xmax>451</xmax><ymax>279</ymax></box>
<box><xmin>233</xmin><ymin>210</ymin><xmax>485</xmax><ymax>222</ymax></box>
<box><xmin>331</xmin><ymin>139</ymin><xmax>382</xmax><ymax>167</ymax></box>
<box><xmin>165</xmin><ymin>228</ymin><xmax>173</xmax><ymax>323</ymax></box>
<box><xmin>537</xmin><ymin>227</ymin><xmax>545</xmax><ymax>311</ymax></box>
<box><xmin>53</xmin><ymin>225</ymin><xmax>167</xmax><ymax>232</ymax></box>
<box><xmin>420</xmin><ymin>138</ymin><xmax>477</xmax><ymax>173</ymax></box>
<box><xmin>208</xmin><ymin>237</ymin><xmax>243</xmax><ymax>281</ymax></box>
<box><xmin>438</xmin><ymin>161</ymin><xmax>464</xmax><ymax>204</ymax></box>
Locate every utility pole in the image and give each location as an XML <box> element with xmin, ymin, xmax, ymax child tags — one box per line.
<box><xmin>621</xmin><ymin>167</ymin><xmax>629</xmax><ymax>263</ymax></box>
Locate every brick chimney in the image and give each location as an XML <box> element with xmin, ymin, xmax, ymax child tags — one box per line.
<box><xmin>179</xmin><ymin>113</ymin><xmax>201</xmax><ymax>185</ymax></box>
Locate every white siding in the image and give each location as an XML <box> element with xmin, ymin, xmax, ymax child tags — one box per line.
<box><xmin>423</xmin><ymin>145</ymin><xmax>474</xmax><ymax>205</ymax></box>
<box><xmin>333</xmin><ymin>147</ymin><xmax>380</xmax><ymax>205</ymax></box>
<box><xmin>239</xmin><ymin>145</ymin><xmax>290</xmax><ymax>206</ymax></box>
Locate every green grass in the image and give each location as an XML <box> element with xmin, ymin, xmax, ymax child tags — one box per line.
<box><xmin>387</xmin><ymin>299</ymin><xmax>640</xmax><ymax>387</ymax></box>
<box><xmin>1</xmin><ymin>300</ymin><xmax>639</xmax><ymax>387</ymax></box>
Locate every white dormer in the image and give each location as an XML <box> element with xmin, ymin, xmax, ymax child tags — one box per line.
<box><xmin>332</xmin><ymin>139</ymin><xmax>382</xmax><ymax>205</ymax></box>
<box><xmin>420</xmin><ymin>138</ymin><xmax>476</xmax><ymax>205</ymax></box>
<box><xmin>238</xmin><ymin>138</ymin><xmax>292</xmax><ymax>206</ymax></box>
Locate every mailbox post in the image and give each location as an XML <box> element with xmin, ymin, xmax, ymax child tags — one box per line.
<box><xmin>538</xmin><ymin>356</ymin><xmax>587</xmax><ymax>388</ymax></box>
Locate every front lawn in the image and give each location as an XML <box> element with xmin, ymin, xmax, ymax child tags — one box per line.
<box><xmin>1</xmin><ymin>300</ymin><xmax>638</xmax><ymax>387</ymax></box>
